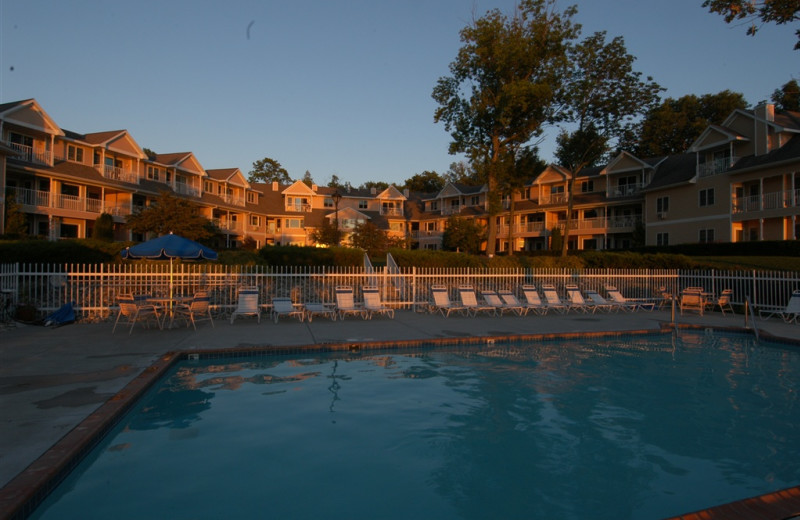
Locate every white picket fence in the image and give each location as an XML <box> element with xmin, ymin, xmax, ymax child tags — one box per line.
<box><xmin>1</xmin><ymin>263</ymin><xmax>799</xmax><ymax>321</ymax></box>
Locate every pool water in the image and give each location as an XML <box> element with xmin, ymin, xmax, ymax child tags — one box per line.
<box><xmin>31</xmin><ymin>332</ymin><xmax>800</xmax><ymax>519</ymax></box>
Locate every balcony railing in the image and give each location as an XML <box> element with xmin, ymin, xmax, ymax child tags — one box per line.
<box><xmin>733</xmin><ymin>189</ymin><xmax>800</xmax><ymax>214</ymax></box>
<box><xmin>286</xmin><ymin>203</ymin><xmax>312</xmax><ymax>213</ymax></box>
<box><xmin>175</xmin><ymin>182</ymin><xmax>201</xmax><ymax>198</ymax></box>
<box><xmin>411</xmin><ymin>230</ymin><xmax>442</xmax><ymax>239</ymax></box>
<box><xmin>608</xmin><ymin>183</ymin><xmax>643</xmax><ymax>198</ymax></box>
<box><xmin>98</xmin><ymin>164</ymin><xmax>139</xmax><ymax>184</ymax></box>
<box><xmin>7</xmin><ymin>187</ymin><xmax>131</xmax><ymax>216</ymax></box>
<box><xmin>515</xmin><ymin>221</ymin><xmax>546</xmax><ymax>234</ymax></box>
<box><xmin>7</xmin><ymin>141</ymin><xmax>51</xmax><ymax>166</ymax></box>
<box><xmin>538</xmin><ymin>193</ymin><xmax>569</xmax><ymax>205</ymax></box>
<box><xmin>212</xmin><ymin>219</ymin><xmax>243</xmax><ymax>233</ymax></box>
<box><xmin>221</xmin><ymin>194</ymin><xmax>246</xmax><ymax>207</ymax></box>
<box><xmin>380</xmin><ymin>206</ymin><xmax>404</xmax><ymax>216</ymax></box>
<box><xmin>698</xmin><ymin>156</ymin><xmax>738</xmax><ymax>178</ymax></box>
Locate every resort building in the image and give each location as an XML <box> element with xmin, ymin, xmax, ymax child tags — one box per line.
<box><xmin>1</xmin><ymin>98</ymin><xmax>798</xmax><ymax>251</ymax></box>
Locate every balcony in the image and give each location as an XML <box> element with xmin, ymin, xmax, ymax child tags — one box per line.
<box><xmin>608</xmin><ymin>183</ymin><xmax>643</xmax><ymax>198</ymax></box>
<box><xmin>538</xmin><ymin>193</ymin><xmax>569</xmax><ymax>205</ymax></box>
<box><xmin>733</xmin><ymin>189</ymin><xmax>800</xmax><ymax>214</ymax></box>
<box><xmin>98</xmin><ymin>164</ymin><xmax>139</xmax><ymax>184</ymax></box>
<box><xmin>380</xmin><ymin>206</ymin><xmax>404</xmax><ymax>217</ymax></box>
<box><xmin>286</xmin><ymin>203</ymin><xmax>312</xmax><ymax>213</ymax></box>
<box><xmin>7</xmin><ymin>141</ymin><xmax>51</xmax><ymax>166</ymax></box>
<box><xmin>8</xmin><ymin>187</ymin><xmax>131</xmax><ymax>216</ymax></box>
<box><xmin>212</xmin><ymin>218</ymin><xmax>243</xmax><ymax>233</ymax></box>
<box><xmin>698</xmin><ymin>156</ymin><xmax>738</xmax><ymax>178</ymax></box>
<box><xmin>515</xmin><ymin>221</ymin><xmax>546</xmax><ymax>234</ymax></box>
<box><xmin>175</xmin><ymin>182</ymin><xmax>201</xmax><ymax>198</ymax></box>
<box><xmin>220</xmin><ymin>194</ymin><xmax>246</xmax><ymax>207</ymax></box>
<box><xmin>411</xmin><ymin>230</ymin><xmax>442</xmax><ymax>239</ymax></box>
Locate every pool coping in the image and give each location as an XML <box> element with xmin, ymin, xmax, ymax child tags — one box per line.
<box><xmin>1</xmin><ymin>323</ymin><xmax>799</xmax><ymax>520</ymax></box>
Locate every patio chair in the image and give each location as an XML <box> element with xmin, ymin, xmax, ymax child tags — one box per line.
<box><xmin>430</xmin><ymin>285</ymin><xmax>467</xmax><ymax>318</ymax></box>
<box><xmin>496</xmin><ymin>290</ymin><xmax>527</xmax><ymax>316</ymax></box>
<box><xmin>713</xmin><ymin>289</ymin><xmax>735</xmax><ymax>316</ymax></box>
<box><xmin>171</xmin><ymin>291</ymin><xmax>214</xmax><ymax>330</ymax></box>
<box><xmin>335</xmin><ymin>285</ymin><xmax>367</xmax><ymax>320</ymax></box>
<box><xmin>362</xmin><ymin>286</ymin><xmax>394</xmax><ymax>319</ymax></box>
<box><xmin>520</xmin><ymin>285</ymin><xmax>548</xmax><ymax>315</ymax></box>
<box><xmin>458</xmin><ymin>285</ymin><xmax>496</xmax><ymax>316</ymax></box>
<box><xmin>113</xmin><ymin>293</ymin><xmax>162</xmax><ymax>334</ymax></box>
<box><xmin>271</xmin><ymin>297</ymin><xmax>304</xmax><ymax>323</ymax></box>
<box><xmin>541</xmin><ymin>284</ymin><xmax>568</xmax><ymax>314</ymax></box>
<box><xmin>230</xmin><ymin>287</ymin><xmax>261</xmax><ymax>324</ymax></box>
<box><xmin>679</xmin><ymin>288</ymin><xmax>704</xmax><ymax>316</ymax></box>
<box><xmin>565</xmin><ymin>284</ymin><xmax>593</xmax><ymax>313</ymax></box>
<box><xmin>759</xmin><ymin>289</ymin><xmax>800</xmax><ymax>323</ymax></box>
<box><xmin>657</xmin><ymin>286</ymin><xmax>673</xmax><ymax>310</ymax></box>
<box><xmin>584</xmin><ymin>290</ymin><xmax>618</xmax><ymax>313</ymax></box>
<box><xmin>605</xmin><ymin>285</ymin><xmax>655</xmax><ymax>312</ymax></box>
<box><xmin>481</xmin><ymin>290</ymin><xmax>523</xmax><ymax>316</ymax></box>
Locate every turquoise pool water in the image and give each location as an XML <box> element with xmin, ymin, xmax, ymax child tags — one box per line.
<box><xmin>31</xmin><ymin>332</ymin><xmax>800</xmax><ymax>519</ymax></box>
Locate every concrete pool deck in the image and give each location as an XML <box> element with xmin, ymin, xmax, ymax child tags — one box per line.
<box><xmin>1</xmin><ymin>308</ymin><xmax>799</xmax><ymax>519</ymax></box>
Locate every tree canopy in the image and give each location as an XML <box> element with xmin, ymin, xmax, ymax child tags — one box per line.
<box><xmin>401</xmin><ymin>171</ymin><xmax>445</xmax><ymax>193</ymax></box>
<box><xmin>125</xmin><ymin>191</ymin><xmax>215</xmax><ymax>241</ymax></box>
<box><xmin>248</xmin><ymin>157</ymin><xmax>291</xmax><ymax>184</ymax></box>
<box><xmin>772</xmin><ymin>79</ymin><xmax>800</xmax><ymax>111</ymax></box>
<box><xmin>442</xmin><ymin>216</ymin><xmax>485</xmax><ymax>254</ymax></box>
<box><xmin>703</xmin><ymin>0</ymin><xmax>800</xmax><ymax>49</ymax></box>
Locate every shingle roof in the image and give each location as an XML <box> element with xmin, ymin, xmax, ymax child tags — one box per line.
<box><xmin>642</xmin><ymin>154</ymin><xmax>696</xmax><ymax>191</ymax></box>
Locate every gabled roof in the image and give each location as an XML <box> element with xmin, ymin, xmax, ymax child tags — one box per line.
<box><xmin>641</xmin><ymin>153</ymin><xmax>697</xmax><ymax>191</ymax></box>
<box><xmin>729</xmin><ymin>134</ymin><xmax>800</xmax><ymax>172</ymax></box>
<box><xmin>206</xmin><ymin>168</ymin><xmax>249</xmax><ymax>188</ymax></box>
<box><xmin>0</xmin><ymin>98</ymin><xmax>64</xmax><ymax>136</ymax></box>
<box><xmin>327</xmin><ymin>206</ymin><xmax>371</xmax><ymax>221</ymax></box>
<box><xmin>529</xmin><ymin>164</ymin><xmax>571</xmax><ymax>185</ymax></box>
<box><xmin>81</xmin><ymin>130</ymin><xmax>147</xmax><ymax>159</ymax></box>
<box><xmin>688</xmin><ymin>124</ymin><xmax>748</xmax><ymax>152</ymax></box>
<box><xmin>603</xmin><ymin>151</ymin><xmax>661</xmax><ymax>174</ymax></box>
<box><xmin>282</xmin><ymin>179</ymin><xmax>317</xmax><ymax>196</ymax></box>
<box><xmin>376</xmin><ymin>185</ymin><xmax>407</xmax><ymax>200</ymax></box>
<box><xmin>153</xmin><ymin>152</ymin><xmax>205</xmax><ymax>175</ymax></box>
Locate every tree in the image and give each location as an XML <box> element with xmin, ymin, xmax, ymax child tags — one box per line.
<box><xmin>555</xmin><ymin>31</ymin><xmax>663</xmax><ymax>256</ymax></box>
<box><xmin>498</xmin><ymin>147</ymin><xmax>546</xmax><ymax>255</ymax></box>
<box><xmin>3</xmin><ymin>193</ymin><xmax>28</xmax><ymax>238</ymax></box>
<box><xmin>772</xmin><ymin>79</ymin><xmax>800</xmax><ymax>111</ymax></box>
<box><xmin>359</xmin><ymin>180</ymin><xmax>389</xmax><ymax>192</ymax></box>
<box><xmin>125</xmin><ymin>191</ymin><xmax>215</xmax><ymax>241</ymax></box>
<box><xmin>92</xmin><ymin>213</ymin><xmax>115</xmax><ymax>242</ymax></box>
<box><xmin>444</xmin><ymin>161</ymin><xmax>482</xmax><ymax>186</ymax></box>
<box><xmin>401</xmin><ymin>171</ymin><xmax>445</xmax><ymax>193</ymax></box>
<box><xmin>248</xmin><ymin>157</ymin><xmax>291</xmax><ymax>184</ymax></box>
<box><xmin>632</xmin><ymin>91</ymin><xmax>748</xmax><ymax>156</ymax></box>
<box><xmin>702</xmin><ymin>0</ymin><xmax>800</xmax><ymax>50</ymax></box>
<box><xmin>327</xmin><ymin>174</ymin><xmax>350</xmax><ymax>191</ymax></box>
<box><xmin>433</xmin><ymin>0</ymin><xmax>579</xmax><ymax>256</ymax></box>
<box><xmin>349</xmin><ymin>221</ymin><xmax>388</xmax><ymax>257</ymax></box>
<box><xmin>301</xmin><ymin>170</ymin><xmax>315</xmax><ymax>187</ymax></box>
<box><xmin>309</xmin><ymin>218</ymin><xmax>342</xmax><ymax>247</ymax></box>
<box><xmin>442</xmin><ymin>216</ymin><xmax>485</xmax><ymax>254</ymax></box>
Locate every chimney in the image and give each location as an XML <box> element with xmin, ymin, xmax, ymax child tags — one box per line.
<box><xmin>272</xmin><ymin>181</ymin><xmax>279</xmax><ymax>191</ymax></box>
<box><xmin>403</xmin><ymin>188</ymin><xmax>409</xmax><ymax>197</ymax></box>
<box><xmin>312</xmin><ymin>184</ymin><xmax>318</xmax><ymax>192</ymax></box>
<box><xmin>754</xmin><ymin>102</ymin><xmax>775</xmax><ymax>156</ymax></box>
<box><xmin>370</xmin><ymin>187</ymin><xmax>377</xmax><ymax>195</ymax></box>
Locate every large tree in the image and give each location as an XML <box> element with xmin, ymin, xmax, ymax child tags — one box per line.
<box><xmin>401</xmin><ymin>171</ymin><xmax>445</xmax><ymax>193</ymax></box>
<box><xmin>126</xmin><ymin>191</ymin><xmax>215</xmax><ymax>241</ymax></box>
<box><xmin>433</xmin><ymin>0</ymin><xmax>578</xmax><ymax>256</ymax></box>
<box><xmin>632</xmin><ymin>90</ymin><xmax>748</xmax><ymax>157</ymax></box>
<box><xmin>442</xmin><ymin>216</ymin><xmax>485</xmax><ymax>254</ymax></box>
<box><xmin>703</xmin><ymin>0</ymin><xmax>800</xmax><ymax>49</ymax></box>
<box><xmin>554</xmin><ymin>31</ymin><xmax>663</xmax><ymax>256</ymax></box>
<box><xmin>772</xmin><ymin>79</ymin><xmax>800</xmax><ymax>111</ymax></box>
<box><xmin>248</xmin><ymin>157</ymin><xmax>291</xmax><ymax>184</ymax></box>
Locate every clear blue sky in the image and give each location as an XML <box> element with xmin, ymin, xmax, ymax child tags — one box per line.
<box><xmin>1</xmin><ymin>1</ymin><xmax>797</xmax><ymax>188</ymax></box>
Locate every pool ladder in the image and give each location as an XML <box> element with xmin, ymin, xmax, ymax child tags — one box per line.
<box><xmin>744</xmin><ymin>296</ymin><xmax>760</xmax><ymax>343</ymax></box>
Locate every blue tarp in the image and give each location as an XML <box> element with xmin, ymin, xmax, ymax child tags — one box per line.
<box><xmin>44</xmin><ymin>302</ymin><xmax>75</xmax><ymax>327</ymax></box>
<box><xmin>121</xmin><ymin>233</ymin><xmax>218</xmax><ymax>261</ymax></box>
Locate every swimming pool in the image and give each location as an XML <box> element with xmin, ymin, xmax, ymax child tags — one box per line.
<box><xmin>30</xmin><ymin>332</ymin><xmax>800</xmax><ymax>519</ymax></box>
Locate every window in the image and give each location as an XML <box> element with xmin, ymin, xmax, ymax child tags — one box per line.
<box><xmin>358</xmin><ymin>200</ymin><xmax>368</xmax><ymax>209</ymax></box>
<box><xmin>699</xmin><ymin>229</ymin><xmax>715</xmax><ymax>243</ymax></box>
<box><xmin>204</xmin><ymin>181</ymin><xmax>214</xmax><ymax>193</ymax></box>
<box><xmin>429</xmin><ymin>201</ymin><xmax>438</xmax><ymax>211</ymax></box>
<box><xmin>247</xmin><ymin>192</ymin><xmax>256</xmax><ymax>204</ymax></box>
<box><xmin>699</xmin><ymin>188</ymin><xmax>715</xmax><ymax>207</ymax></box>
<box><xmin>147</xmin><ymin>166</ymin><xmax>160</xmax><ymax>181</ymax></box>
<box><xmin>656</xmin><ymin>196</ymin><xmax>669</xmax><ymax>214</ymax></box>
<box><xmin>580</xmin><ymin>180</ymin><xmax>594</xmax><ymax>193</ymax></box>
<box><xmin>656</xmin><ymin>232</ymin><xmax>669</xmax><ymax>246</ymax></box>
<box><xmin>550</xmin><ymin>185</ymin><xmax>564</xmax><ymax>194</ymax></box>
<box><xmin>324</xmin><ymin>197</ymin><xmax>334</xmax><ymax>208</ymax></box>
<box><xmin>471</xmin><ymin>195</ymin><xmax>480</xmax><ymax>205</ymax></box>
<box><xmin>250</xmin><ymin>215</ymin><xmax>260</xmax><ymax>227</ymax></box>
<box><xmin>285</xmin><ymin>218</ymin><xmax>303</xmax><ymax>228</ymax></box>
<box><xmin>67</xmin><ymin>145</ymin><xmax>84</xmax><ymax>163</ymax></box>
<box><xmin>389</xmin><ymin>222</ymin><xmax>404</xmax><ymax>232</ymax></box>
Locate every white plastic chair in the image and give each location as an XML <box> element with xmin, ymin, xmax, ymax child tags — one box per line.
<box><xmin>230</xmin><ymin>287</ymin><xmax>261</xmax><ymax>324</ymax></box>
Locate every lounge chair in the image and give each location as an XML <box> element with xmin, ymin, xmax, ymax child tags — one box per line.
<box><xmin>304</xmin><ymin>303</ymin><xmax>337</xmax><ymax>322</ymax></box>
<box><xmin>496</xmin><ymin>290</ymin><xmax>527</xmax><ymax>316</ymax></box>
<box><xmin>458</xmin><ymin>285</ymin><xmax>496</xmax><ymax>316</ymax></box>
<box><xmin>230</xmin><ymin>287</ymin><xmax>261</xmax><ymax>324</ymax></box>
<box><xmin>759</xmin><ymin>289</ymin><xmax>800</xmax><ymax>323</ymax></box>
<box><xmin>565</xmin><ymin>284</ymin><xmax>593</xmax><ymax>313</ymax></box>
<box><xmin>271</xmin><ymin>297</ymin><xmax>304</xmax><ymax>323</ymax></box>
<box><xmin>679</xmin><ymin>288</ymin><xmax>704</xmax><ymax>316</ymax></box>
<box><xmin>335</xmin><ymin>285</ymin><xmax>367</xmax><ymax>320</ymax></box>
<box><xmin>362</xmin><ymin>286</ymin><xmax>394</xmax><ymax>319</ymax></box>
<box><xmin>541</xmin><ymin>284</ymin><xmax>568</xmax><ymax>314</ymax></box>
<box><xmin>713</xmin><ymin>289</ymin><xmax>734</xmax><ymax>315</ymax></box>
<box><xmin>113</xmin><ymin>293</ymin><xmax>162</xmax><ymax>334</ymax></box>
<box><xmin>520</xmin><ymin>285</ymin><xmax>548</xmax><ymax>315</ymax></box>
<box><xmin>430</xmin><ymin>284</ymin><xmax>467</xmax><ymax>317</ymax></box>
<box><xmin>605</xmin><ymin>285</ymin><xmax>655</xmax><ymax>312</ymax></box>
<box><xmin>584</xmin><ymin>290</ymin><xmax>618</xmax><ymax>313</ymax></box>
<box><xmin>482</xmin><ymin>289</ymin><xmax>523</xmax><ymax>316</ymax></box>
<box><xmin>172</xmin><ymin>291</ymin><xmax>214</xmax><ymax>330</ymax></box>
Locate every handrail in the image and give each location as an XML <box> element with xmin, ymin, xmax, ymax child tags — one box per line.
<box><xmin>744</xmin><ymin>296</ymin><xmax>760</xmax><ymax>343</ymax></box>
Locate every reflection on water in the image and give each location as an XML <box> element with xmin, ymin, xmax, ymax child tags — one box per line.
<box><xmin>32</xmin><ymin>333</ymin><xmax>800</xmax><ymax>520</ymax></box>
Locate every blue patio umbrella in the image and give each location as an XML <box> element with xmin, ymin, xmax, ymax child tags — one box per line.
<box><xmin>121</xmin><ymin>232</ymin><xmax>218</xmax><ymax>299</ymax></box>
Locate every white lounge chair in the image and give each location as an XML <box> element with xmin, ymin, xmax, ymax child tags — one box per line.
<box><xmin>481</xmin><ymin>289</ymin><xmax>523</xmax><ymax>316</ymax></box>
<box><xmin>362</xmin><ymin>286</ymin><xmax>394</xmax><ymax>319</ymax></box>
<box><xmin>172</xmin><ymin>291</ymin><xmax>214</xmax><ymax>330</ymax></box>
<box><xmin>605</xmin><ymin>285</ymin><xmax>655</xmax><ymax>312</ymax></box>
<box><xmin>520</xmin><ymin>285</ymin><xmax>548</xmax><ymax>315</ymax></box>
<box><xmin>541</xmin><ymin>284</ymin><xmax>568</xmax><ymax>314</ymax></box>
<box><xmin>335</xmin><ymin>285</ymin><xmax>367</xmax><ymax>320</ymax></box>
<box><xmin>459</xmin><ymin>285</ymin><xmax>496</xmax><ymax>316</ymax></box>
<box><xmin>565</xmin><ymin>284</ymin><xmax>593</xmax><ymax>313</ymax></box>
<box><xmin>430</xmin><ymin>285</ymin><xmax>467</xmax><ymax>317</ymax></box>
<box><xmin>230</xmin><ymin>287</ymin><xmax>261</xmax><ymax>324</ymax></box>
<box><xmin>496</xmin><ymin>290</ymin><xmax>527</xmax><ymax>316</ymax></box>
<box><xmin>759</xmin><ymin>289</ymin><xmax>800</xmax><ymax>323</ymax></box>
<box><xmin>584</xmin><ymin>290</ymin><xmax>618</xmax><ymax>313</ymax></box>
<box><xmin>271</xmin><ymin>297</ymin><xmax>304</xmax><ymax>323</ymax></box>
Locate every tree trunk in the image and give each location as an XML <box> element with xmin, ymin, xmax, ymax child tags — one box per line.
<box><xmin>561</xmin><ymin>173</ymin><xmax>576</xmax><ymax>257</ymax></box>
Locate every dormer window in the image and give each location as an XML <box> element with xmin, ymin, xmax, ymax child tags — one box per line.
<box><xmin>147</xmin><ymin>166</ymin><xmax>161</xmax><ymax>181</ymax></box>
<box><xmin>204</xmin><ymin>180</ymin><xmax>214</xmax><ymax>193</ymax></box>
<box><xmin>67</xmin><ymin>145</ymin><xmax>84</xmax><ymax>163</ymax></box>
<box><xmin>247</xmin><ymin>192</ymin><xmax>256</xmax><ymax>204</ymax></box>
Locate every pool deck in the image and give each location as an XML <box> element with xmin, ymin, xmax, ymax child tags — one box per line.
<box><xmin>1</xmin><ymin>308</ymin><xmax>799</xmax><ymax>519</ymax></box>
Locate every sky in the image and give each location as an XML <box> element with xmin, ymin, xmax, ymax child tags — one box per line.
<box><xmin>1</xmin><ymin>1</ymin><xmax>797</xmax><ymax>188</ymax></box>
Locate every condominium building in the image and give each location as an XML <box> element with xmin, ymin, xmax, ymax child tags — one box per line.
<box><xmin>1</xmin><ymin>98</ymin><xmax>798</xmax><ymax>251</ymax></box>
